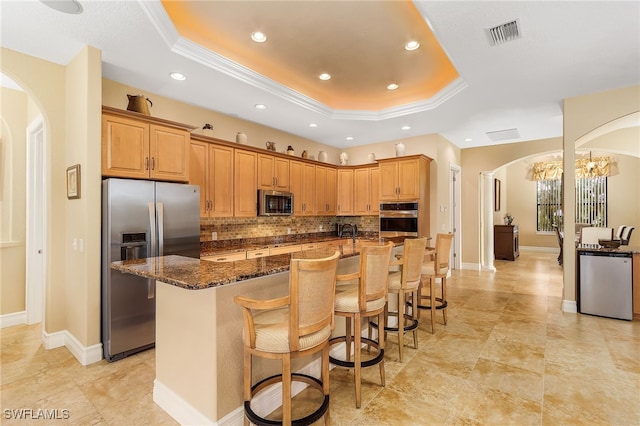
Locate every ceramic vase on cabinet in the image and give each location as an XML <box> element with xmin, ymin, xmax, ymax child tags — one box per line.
<box><xmin>339</xmin><ymin>152</ymin><xmax>348</xmax><ymax>165</ymax></box>
<box><xmin>368</xmin><ymin>152</ymin><xmax>376</xmax><ymax>163</ymax></box>
<box><xmin>318</xmin><ymin>151</ymin><xmax>328</xmax><ymax>162</ymax></box>
<box><xmin>236</xmin><ymin>132</ymin><xmax>247</xmax><ymax>144</ymax></box>
<box><xmin>395</xmin><ymin>142</ymin><xmax>405</xmax><ymax>157</ymax></box>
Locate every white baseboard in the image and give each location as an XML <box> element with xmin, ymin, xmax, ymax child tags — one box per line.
<box><xmin>155</xmin><ymin>342</ymin><xmax>347</xmax><ymax>426</ymax></box>
<box><xmin>0</xmin><ymin>311</ymin><xmax>26</xmax><ymax>328</ymax></box>
<box><xmin>42</xmin><ymin>329</ymin><xmax>103</xmax><ymax>366</ymax></box>
<box><xmin>153</xmin><ymin>379</ymin><xmax>215</xmax><ymax>425</ymax></box>
<box><xmin>520</xmin><ymin>246</ymin><xmax>557</xmax><ymax>253</ymax></box>
<box><xmin>461</xmin><ymin>262</ymin><xmax>480</xmax><ymax>270</ymax></box>
<box><xmin>562</xmin><ymin>300</ymin><xmax>577</xmax><ymax>313</ymax></box>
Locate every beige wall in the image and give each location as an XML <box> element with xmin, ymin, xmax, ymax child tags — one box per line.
<box><xmin>63</xmin><ymin>46</ymin><xmax>103</xmax><ymax>345</ymax></box>
<box><xmin>2</xmin><ymin>47</ymin><xmax>67</xmax><ymax>332</ymax></box>
<box><xmin>0</xmin><ymin>87</ymin><xmax>28</xmax><ymax>314</ymax></box>
<box><xmin>460</xmin><ymin>137</ymin><xmax>561</xmax><ymax>265</ymax></box>
<box><xmin>1</xmin><ymin>47</ymin><xmax>103</xmax><ymax>349</ymax></box>
<box><xmin>562</xmin><ymin>85</ymin><xmax>640</xmax><ymax>303</ymax></box>
<box><xmin>102</xmin><ymin>79</ymin><xmax>343</xmax><ymax>164</ymax></box>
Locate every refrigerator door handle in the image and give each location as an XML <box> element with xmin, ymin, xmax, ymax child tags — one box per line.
<box><xmin>157</xmin><ymin>202</ymin><xmax>164</xmax><ymax>256</ymax></box>
<box><xmin>148</xmin><ymin>202</ymin><xmax>157</xmax><ymax>256</ymax></box>
<box><xmin>148</xmin><ymin>279</ymin><xmax>155</xmax><ymax>299</ymax></box>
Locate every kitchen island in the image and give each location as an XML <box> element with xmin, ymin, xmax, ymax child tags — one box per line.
<box><xmin>111</xmin><ymin>238</ymin><xmax>402</xmax><ymax>425</ymax></box>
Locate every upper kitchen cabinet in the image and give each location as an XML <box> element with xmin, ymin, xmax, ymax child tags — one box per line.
<box><xmin>378</xmin><ymin>155</ymin><xmax>430</xmax><ymax>201</ymax></box>
<box><xmin>353</xmin><ymin>165</ymin><xmax>380</xmax><ymax>215</ymax></box>
<box><xmin>234</xmin><ymin>149</ymin><xmax>258</xmax><ymax>217</ymax></box>
<box><xmin>189</xmin><ymin>137</ymin><xmax>234</xmax><ymax>217</ymax></box>
<box><xmin>257</xmin><ymin>153</ymin><xmax>290</xmax><ymax>191</ymax></box>
<box><xmin>101</xmin><ymin>107</ymin><xmax>194</xmax><ymax>182</ymax></box>
<box><xmin>315</xmin><ymin>165</ymin><xmax>336</xmax><ymax>216</ymax></box>
<box><xmin>336</xmin><ymin>168</ymin><xmax>354</xmax><ymax>216</ymax></box>
<box><xmin>290</xmin><ymin>160</ymin><xmax>315</xmax><ymax>216</ymax></box>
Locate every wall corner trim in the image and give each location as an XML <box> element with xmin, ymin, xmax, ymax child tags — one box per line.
<box><xmin>42</xmin><ymin>329</ymin><xmax>103</xmax><ymax>366</ymax></box>
<box><xmin>153</xmin><ymin>379</ymin><xmax>215</xmax><ymax>425</ymax></box>
<box><xmin>562</xmin><ymin>300</ymin><xmax>578</xmax><ymax>313</ymax></box>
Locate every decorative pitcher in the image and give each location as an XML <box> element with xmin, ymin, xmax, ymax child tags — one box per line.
<box><xmin>126</xmin><ymin>94</ymin><xmax>152</xmax><ymax>115</ymax></box>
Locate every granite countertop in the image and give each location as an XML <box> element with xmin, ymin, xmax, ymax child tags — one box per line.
<box><xmin>111</xmin><ymin>238</ymin><xmax>403</xmax><ymax>290</ymax></box>
<box><xmin>576</xmin><ymin>244</ymin><xmax>640</xmax><ymax>254</ymax></box>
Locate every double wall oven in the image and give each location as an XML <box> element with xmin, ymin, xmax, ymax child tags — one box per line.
<box><xmin>379</xmin><ymin>202</ymin><xmax>419</xmax><ymax>237</ymax></box>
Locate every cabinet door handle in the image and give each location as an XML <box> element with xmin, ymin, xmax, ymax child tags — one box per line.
<box><xmin>151</xmin><ymin>157</ymin><xmax>155</xmax><ymax>170</ymax></box>
<box><xmin>145</xmin><ymin>157</ymin><xmax>149</xmax><ymax>170</ymax></box>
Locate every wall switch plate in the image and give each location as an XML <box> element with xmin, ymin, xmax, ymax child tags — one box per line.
<box><xmin>211</xmin><ymin>232</ymin><xmax>217</xmax><ymax>240</ymax></box>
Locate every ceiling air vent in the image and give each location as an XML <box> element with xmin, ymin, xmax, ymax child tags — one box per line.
<box><xmin>487</xmin><ymin>20</ymin><xmax>521</xmax><ymax>46</ymax></box>
<box><xmin>486</xmin><ymin>128</ymin><xmax>520</xmax><ymax>142</ymax></box>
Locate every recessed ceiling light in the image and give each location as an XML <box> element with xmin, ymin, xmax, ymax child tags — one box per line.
<box><xmin>255</xmin><ymin>104</ymin><xmax>266</xmax><ymax>110</ymax></box>
<box><xmin>464</xmin><ymin>138</ymin><xmax>473</xmax><ymax>142</ymax></box>
<box><xmin>387</xmin><ymin>83</ymin><xmax>399</xmax><ymax>90</ymax></box>
<box><xmin>318</xmin><ymin>73</ymin><xmax>331</xmax><ymax>81</ymax></box>
<box><xmin>309</xmin><ymin>123</ymin><xmax>318</xmax><ymax>128</ymax></box>
<box><xmin>401</xmin><ymin>125</ymin><xmax>411</xmax><ymax>130</ymax></box>
<box><xmin>251</xmin><ymin>32</ymin><xmax>267</xmax><ymax>43</ymax></box>
<box><xmin>404</xmin><ymin>40</ymin><xmax>420</xmax><ymax>51</ymax></box>
<box><xmin>40</xmin><ymin>0</ymin><xmax>83</xmax><ymax>14</ymax></box>
<box><xmin>346</xmin><ymin>136</ymin><xmax>354</xmax><ymax>141</ymax></box>
<box><xmin>169</xmin><ymin>72</ymin><xmax>186</xmax><ymax>81</ymax></box>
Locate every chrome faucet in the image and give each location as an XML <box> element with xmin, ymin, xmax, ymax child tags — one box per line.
<box><xmin>339</xmin><ymin>223</ymin><xmax>358</xmax><ymax>243</ymax></box>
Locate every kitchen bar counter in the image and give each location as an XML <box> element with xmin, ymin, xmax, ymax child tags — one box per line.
<box><xmin>135</xmin><ymin>238</ymin><xmax>403</xmax><ymax>425</ymax></box>
<box><xmin>576</xmin><ymin>244</ymin><xmax>640</xmax><ymax>254</ymax></box>
<box><xmin>111</xmin><ymin>238</ymin><xmax>403</xmax><ymax>290</ymax></box>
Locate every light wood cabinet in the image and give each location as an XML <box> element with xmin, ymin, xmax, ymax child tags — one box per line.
<box><xmin>315</xmin><ymin>166</ymin><xmax>336</xmax><ymax>215</ymax></box>
<box><xmin>337</xmin><ymin>169</ymin><xmax>354</xmax><ymax>215</ymax></box>
<box><xmin>353</xmin><ymin>166</ymin><xmax>379</xmax><ymax>215</ymax></box>
<box><xmin>290</xmin><ymin>160</ymin><xmax>316</xmax><ymax>216</ymax></box>
<box><xmin>234</xmin><ymin>149</ymin><xmax>257</xmax><ymax>217</ymax></box>
<box><xmin>202</xmin><ymin>252</ymin><xmax>246</xmax><ymax>262</ymax></box>
<box><xmin>378</xmin><ymin>156</ymin><xmax>428</xmax><ymax>201</ymax></box>
<box><xmin>257</xmin><ymin>154</ymin><xmax>290</xmax><ymax>191</ymax></box>
<box><xmin>101</xmin><ymin>107</ymin><xmax>194</xmax><ymax>182</ymax></box>
<box><xmin>189</xmin><ymin>140</ymin><xmax>233</xmax><ymax>217</ymax></box>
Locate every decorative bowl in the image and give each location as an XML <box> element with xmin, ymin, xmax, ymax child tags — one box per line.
<box><xmin>598</xmin><ymin>239</ymin><xmax>621</xmax><ymax>248</ymax></box>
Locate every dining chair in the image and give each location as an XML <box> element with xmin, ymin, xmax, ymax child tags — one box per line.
<box><xmin>621</xmin><ymin>226</ymin><xmax>634</xmax><ymax>245</ymax></box>
<box><xmin>329</xmin><ymin>241</ymin><xmax>394</xmax><ymax>408</ymax></box>
<box><xmin>419</xmin><ymin>233</ymin><xmax>454</xmax><ymax>333</ymax></box>
<box><xmin>552</xmin><ymin>224</ymin><xmax>563</xmax><ymax>266</ymax></box>
<box><xmin>370</xmin><ymin>237</ymin><xmax>428</xmax><ymax>362</ymax></box>
<box><xmin>234</xmin><ymin>251</ymin><xmax>340</xmax><ymax>426</ymax></box>
<box><xmin>616</xmin><ymin>225</ymin><xmax>627</xmax><ymax>240</ymax></box>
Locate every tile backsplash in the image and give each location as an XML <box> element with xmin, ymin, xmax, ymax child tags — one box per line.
<box><xmin>200</xmin><ymin>215</ymin><xmax>379</xmax><ymax>242</ymax></box>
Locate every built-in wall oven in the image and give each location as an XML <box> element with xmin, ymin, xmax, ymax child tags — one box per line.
<box><xmin>379</xmin><ymin>202</ymin><xmax>419</xmax><ymax>237</ymax></box>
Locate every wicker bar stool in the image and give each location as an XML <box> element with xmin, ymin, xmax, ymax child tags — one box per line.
<box><xmin>234</xmin><ymin>251</ymin><xmax>340</xmax><ymax>426</ymax></box>
<box><xmin>329</xmin><ymin>241</ymin><xmax>394</xmax><ymax>408</ymax></box>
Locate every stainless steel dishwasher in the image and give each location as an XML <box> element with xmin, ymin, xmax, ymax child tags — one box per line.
<box><xmin>578</xmin><ymin>251</ymin><xmax>633</xmax><ymax>320</ymax></box>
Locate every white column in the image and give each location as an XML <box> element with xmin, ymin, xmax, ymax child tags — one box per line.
<box><xmin>480</xmin><ymin>171</ymin><xmax>496</xmax><ymax>272</ymax></box>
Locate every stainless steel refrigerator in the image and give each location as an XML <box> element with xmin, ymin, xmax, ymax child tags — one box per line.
<box><xmin>101</xmin><ymin>178</ymin><xmax>200</xmax><ymax>361</ymax></box>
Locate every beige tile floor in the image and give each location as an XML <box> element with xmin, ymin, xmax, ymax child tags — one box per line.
<box><xmin>2</xmin><ymin>251</ymin><xmax>639</xmax><ymax>425</ymax></box>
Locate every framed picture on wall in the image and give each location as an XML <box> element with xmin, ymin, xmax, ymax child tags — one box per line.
<box><xmin>66</xmin><ymin>164</ymin><xmax>81</xmax><ymax>199</ymax></box>
<box><xmin>494</xmin><ymin>178</ymin><xmax>501</xmax><ymax>211</ymax></box>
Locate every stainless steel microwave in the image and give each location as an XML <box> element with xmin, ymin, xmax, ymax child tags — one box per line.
<box><xmin>258</xmin><ymin>190</ymin><xmax>293</xmax><ymax>216</ymax></box>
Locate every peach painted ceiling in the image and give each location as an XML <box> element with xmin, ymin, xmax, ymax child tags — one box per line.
<box><xmin>162</xmin><ymin>0</ymin><xmax>458</xmax><ymax>111</ymax></box>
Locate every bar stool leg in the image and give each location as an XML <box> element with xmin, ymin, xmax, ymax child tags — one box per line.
<box><xmin>354</xmin><ymin>312</ymin><xmax>362</xmax><ymax>408</ymax></box>
<box><xmin>430</xmin><ymin>277</ymin><xmax>436</xmax><ymax>334</ymax></box>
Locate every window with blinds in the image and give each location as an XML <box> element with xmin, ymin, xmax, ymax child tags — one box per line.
<box><xmin>536</xmin><ymin>176</ymin><xmax>608</xmax><ymax>232</ymax></box>
<box><xmin>537</xmin><ymin>179</ymin><xmax>562</xmax><ymax>232</ymax></box>
<box><xmin>575</xmin><ymin>176</ymin><xmax>608</xmax><ymax>226</ymax></box>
